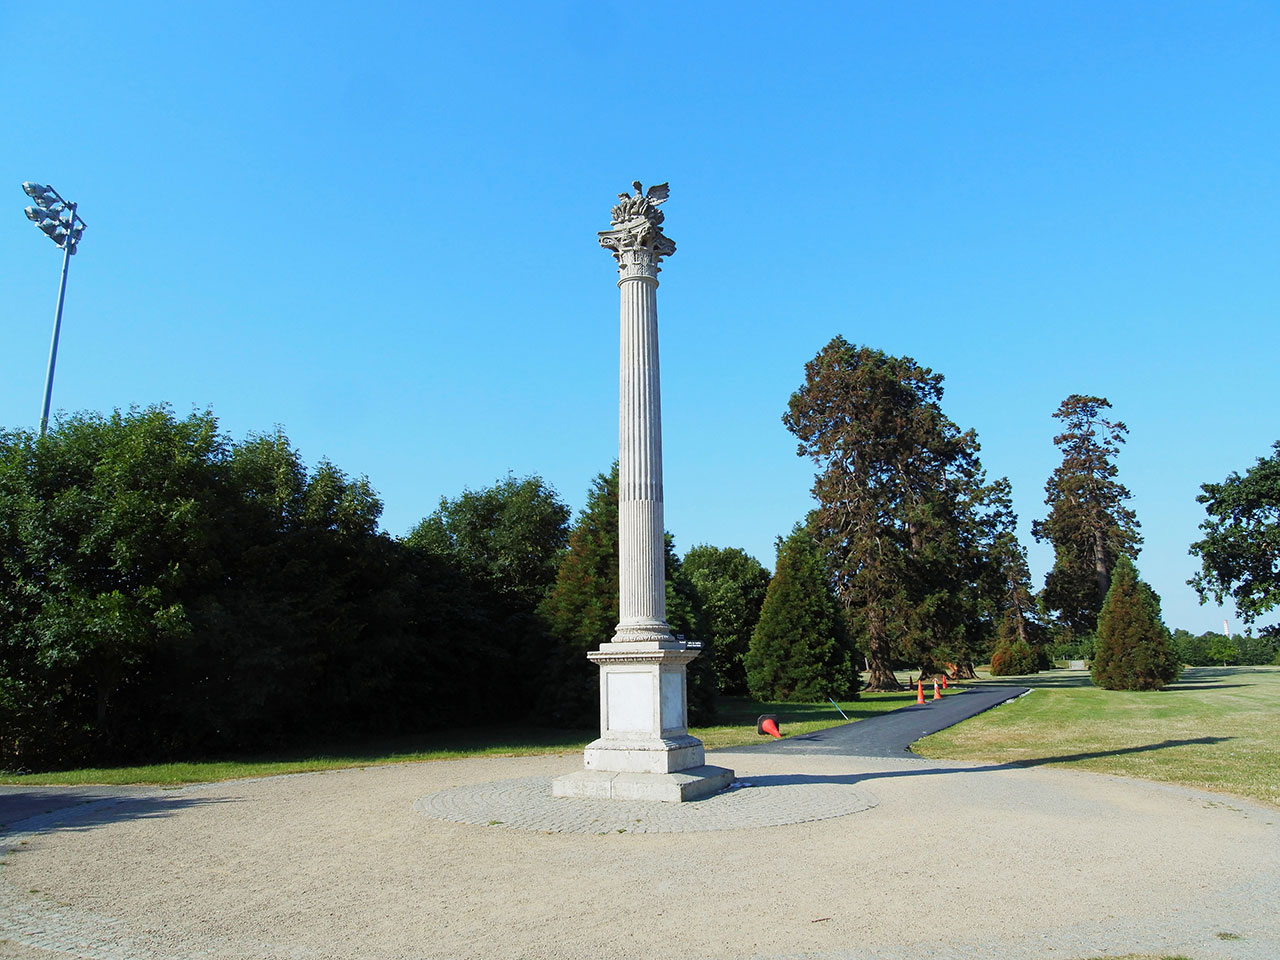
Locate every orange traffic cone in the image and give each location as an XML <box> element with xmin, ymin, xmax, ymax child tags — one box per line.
<box><xmin>757</xmin><ymin>715</ymin><xmax>782</xmax><ymax>739</ymax></box>
<box><xmin>942</xmin><ymin>676</ymin><xmax>948</xmax><ymax>689</ymax></box>
<box><xmin>916</xmin><ymin>680</ymin><xmax>925</xmax><ymax>704</ymax></box>
<box><xmin>933</xmin><ymin>680</ymin><xmax>942</xmax><ymax>701</ymax></box>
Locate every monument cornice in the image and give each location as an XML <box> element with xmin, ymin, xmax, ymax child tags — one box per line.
<box><xmin>587</xmin><ymin>647</ymin><xmax>699</xmax><ymax>667</ymax></box>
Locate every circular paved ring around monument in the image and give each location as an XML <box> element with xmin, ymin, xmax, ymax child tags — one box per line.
<box><xmin>414</xmin><ymin>774</ymin><xmax>878</xmax><ymax>834</ymax></box>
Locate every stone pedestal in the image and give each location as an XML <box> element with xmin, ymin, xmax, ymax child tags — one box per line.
<box><xmin>552</xmin><ymin>641</ymin><xmax>733</xmax><ymax>802</ymax></box>
<box><xmin>552</xmin><ymin>181</ymin><xmax>732</xmax><ymax>803</ymax></box>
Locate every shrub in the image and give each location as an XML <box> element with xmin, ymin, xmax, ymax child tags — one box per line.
<box><xmin>989</xmin><ymin>639</ymin><xmax>1039</xmax><ymax>676</ymax></box>
<box><xmin>1091</xmin><ymin>556</ymin><xmax>1180</xmax><ymax>690</ymax></box>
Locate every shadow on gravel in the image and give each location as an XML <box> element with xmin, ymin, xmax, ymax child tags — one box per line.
<box><xmin>0</xmin><ymin>792</ymin><xmax>242</xmax><ymax>836</ymax></box>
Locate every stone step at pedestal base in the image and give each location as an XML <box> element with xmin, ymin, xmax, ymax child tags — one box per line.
<box><xmin>551</xmin><ymin>765</ymin><xmax>736</xmax><ymax>803</ymax></box>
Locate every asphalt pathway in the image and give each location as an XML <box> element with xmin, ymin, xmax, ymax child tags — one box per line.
<box><xmin>722</xmin><ymin>683</ymin><xmax>1030</xmax><ymax>758</ymax></box>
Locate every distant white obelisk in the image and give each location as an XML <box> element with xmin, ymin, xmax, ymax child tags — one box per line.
<box><xmin>552</xmin><ymin>181</ymin><xmax>733</xmax><ymax>803</ymax></box>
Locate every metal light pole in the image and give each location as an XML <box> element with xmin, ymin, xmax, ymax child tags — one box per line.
<box><xmin>22</xmin><ymin>182</ymin><xmax>86</xmax><ymax>436</ymax></box>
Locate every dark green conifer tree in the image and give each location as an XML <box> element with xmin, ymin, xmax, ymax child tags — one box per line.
<box><xmin>537</xmin><ymin>465</ymin><xmax>713</xmax><ymax>726</ymax></box>
<box><xmin>745</xmin><ymin>524</ymin><xmax>857</xmax><ymax>701</ymax></box>
<box><xmin>1090</xmin><ymin>555</ymin><xmax>1180</xmax><ymax>690</ymax></box>
<box><xmin>536</xmin><ymin>468</ymin><xmax>619</xmax><ymax>726</ymax></box>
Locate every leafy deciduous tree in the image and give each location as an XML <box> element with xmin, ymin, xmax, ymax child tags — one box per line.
<box><xmin>681</xmin><ymin>545</ymin><xmax>770</xmax><ymax>695</ymax></box>
<box><xmin>0</xmin><ymin>407</ymin><xmax>501</xmax><ymax>769</ymax></box>
<box><xmin>406</xmin><ymin>474</ymin><xmax>570</xmax><ymax>608</ymax></box>
<box><xmin>0</xmin><ymin>408</ymin><xmax>227</xmax><ymax>758</ymax></box>
<box><xmin>1189</xmin><ymin>441</ymin><xmax>1280</xmax><ymax>624</ymax></box>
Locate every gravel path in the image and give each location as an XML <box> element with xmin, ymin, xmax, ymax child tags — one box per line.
<box><xmin>1</xmin><ymin>751</ymin><xmax>1276</xmax><ymax>960</ymax></box>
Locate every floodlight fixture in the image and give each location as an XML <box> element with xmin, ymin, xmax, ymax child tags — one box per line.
<box><xmin>21</xmin><ymin>180</ymin><xmax>86</xmax><ymax>436</ymax></box>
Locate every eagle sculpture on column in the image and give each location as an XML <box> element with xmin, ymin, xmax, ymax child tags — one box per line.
<box><xmin>610</xmin><ymin>181</ymin><xmax>670</xmax><ymax>226</ymax></box>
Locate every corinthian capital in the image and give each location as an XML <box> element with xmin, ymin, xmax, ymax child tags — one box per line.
<box><xmin>599</xmin><ymin>180</ymin><xmax>676</xmax><ymax>281</ymax></box>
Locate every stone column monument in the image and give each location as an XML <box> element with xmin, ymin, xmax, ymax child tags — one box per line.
<box><xmin>553</xmin><ymin>182</ymin><xmax>734</xmax><ymax>803</ymax></box>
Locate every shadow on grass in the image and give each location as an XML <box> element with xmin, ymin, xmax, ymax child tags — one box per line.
<box><xmin>976</xmin><ymin>672</ymin><xmax>1096</xmax><ymax>689</ymax></box>
<box><xmin>732</xmin><ymin>736</ymin><xmax>1233</xmax><ymax>791</ymax></box>
<box><xmin>977</xmin><ymin>665</ymin><xmax>1263</xmax><ymax>692</ymax></box>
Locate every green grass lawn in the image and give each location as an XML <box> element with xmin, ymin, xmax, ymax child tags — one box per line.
<box><xmin>0</xmin><ymin>692</ymin><xmax>919</xmax><ymax>786</ymax></box>
<box><xmin>916</xmin><ymin>665</ymin><xmax>1280</xmax><ymax>808</ymax></box>
<box><xmin>0</xmin><ymin>727</ymin><xmax>593</xmax><ymax>787</ymax></box>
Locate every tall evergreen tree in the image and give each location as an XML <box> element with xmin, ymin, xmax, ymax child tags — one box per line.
<box><xmin>682</xmin><ymin>545</ymin><xmax>770</xmax><ymax>695</ymax></box>
<box><xmin>981</xmin><ymin>480</ymin><xmax>1049</xmax><ymax>675</ymax></box>
<box><xmin>537</xmin><ymin>465</ymin><xmax>712</xmax><ymax>726</ymax></box>
<box><xmin>784</xmin><ymin>337</ymin><xmax>997</xmax><ymax>691</ymax></box>
<box><xmin>1091</xmin><ymin>555</ymin><xmax>1179</xmax><ymax>690</ymax></box>
<box><xmin>1033</xmin><ymin>395</ymin><xmax>1142</xmax><ymax>634</ymax></box>
<box><xmin>534</xmin><ymin>468</ymin><xmax>619</xmax><ymax>726</ymax></box>
<box><xmin>745</xmin><ymin>524</ymin><xmax>857</xmax><ymax>701</ymax></box>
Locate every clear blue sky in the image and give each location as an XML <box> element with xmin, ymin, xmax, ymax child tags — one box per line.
<box><xmin>4</xmin><ymin>2</ymin><xmax>1277</xmax><ymax>634</ymax></box>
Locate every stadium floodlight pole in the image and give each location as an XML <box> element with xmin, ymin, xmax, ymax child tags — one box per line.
<box><xmin>22</xmin><ymin>181</ymin><xmax>86</xmax><ymax>437</ymax></box>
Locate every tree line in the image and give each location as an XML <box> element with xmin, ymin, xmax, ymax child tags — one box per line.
<box><xmin>3</xmin><ymin>340</ymin><xmax>1277</xmax><ymax>768</ymax></box>
<box><xmin>765</xmin><ymin>338</ymin><xmax>1277</xmax><ymax>693</ymax></box>
<box><xmin>0</xmin><ymin>409</ymin><xmax>554</xmax><ymax>769</ymax></box>
<box><xmin>0</xmin><ymin>409</ymin><xmax>768</xmax><ymax>769</ymax></box>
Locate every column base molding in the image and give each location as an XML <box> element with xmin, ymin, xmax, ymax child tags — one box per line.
<box><xmin>582</xmin><ymin>733</ymin><xmax>704</xmax><ymax>774</ymax></box>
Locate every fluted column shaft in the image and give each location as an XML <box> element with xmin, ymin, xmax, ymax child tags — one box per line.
<box><xmin>616</xmin><ymin>273</ymin><xmax>669</xmax><ymax>639</ymax></box>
